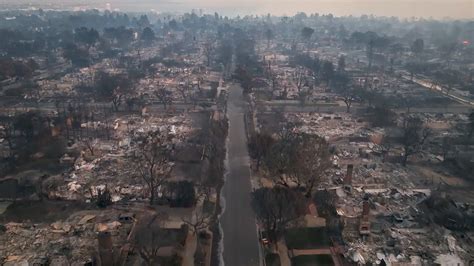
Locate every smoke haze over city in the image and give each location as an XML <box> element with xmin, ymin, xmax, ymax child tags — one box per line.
<box><xmin>3</xmin><ymin>0</ymin><xmax>473</xmax><ymax>18</ymax></box>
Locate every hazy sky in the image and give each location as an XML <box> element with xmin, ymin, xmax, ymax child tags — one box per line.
<box><xmin>4</xmin><ymin>0</ymin><xmax>474</xmax><ymax>19</ymax></box>
<box><xmin>188</xmin><ymin>0</ymin><xmax>474</xmax><ymax>19</ymax></box>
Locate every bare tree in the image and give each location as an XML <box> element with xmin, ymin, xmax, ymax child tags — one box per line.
<box><xmin>293</xmin><ymin>134</ymin><xmax>331</xmax><ymax>197</ymax></box>
<box><xmin>341</xmin><ymin>89</ymin><xmax>357</xmax><ymax>113</ymax></box>
<box><xmin>182</xmin><ymin>210</ymin><xmax>211</xmax><ymax>235</ymax></box>
<box><xmin>248</xmin><ymin>132</ymin><xmax>275</xmax><ymax>170</ymax></box>
<box><xmin>132</xmin><ymin>213</ymin><xmax>186</xmax><ymax>266</ymax></box>
<box><xmin>155</xmin><ymin>86</ymin><xmax>173</xmax><ymax>110</ymax></box>
<box><xmin>83</xmin><ymin>137</ymin><xmax>98</xmax><ymax>156</ymax></box>
<box><xmin>251</xmin><ymin>187</ymin><xmax>306</xmax><ymax>244</ymax></box>
<box><xmin>177</xmin><ymin>83</ymin><xmax>189</xmax><ymax>104</ymax></box>
<box><xmin>111</xmin><ymin>85</ymin><xmax>128</xmax><ymax>112</ymax></box>
<box><xmin>400</xmin><ymin>116</ymin><xmax>431</xmax><ymax>166</ymax></box>
<box><xmin>313</xmin><ymin>190</ymin><xmax>343</xmax><ymax>234</ymax></box>
<box><xmin>332</xmin><ymin>72</ymin><xmax>355</xmax><ymax>112</ymax></box>
<box><xmin>264</xmin><ymin>129</ymin><xmax>297</xmax><ymax>187</ymax></box>
<box><xmin>95</xmin><ymin>71</ymin><xmax>132</xmax><ymax>112</ymax></box>
<box><xmin>131</xmin><ymin>130</ymin><xmax>174</xmax><ymax>204</ymax></box>
<box><xmin>265</xmin><ymin>132</ymin><xmax>331</xmax><ymax>197</ymax></box>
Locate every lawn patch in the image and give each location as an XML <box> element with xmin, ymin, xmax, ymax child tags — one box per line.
<box><xmin>285</xmin><ymin>227</ymin><xmax>331</xmax><ymax>249</ymax></box>
<box><xmin>265</xmin><ymin>253</ymin><xmax>281</xmax><ymax>266</ymax></box>
<box><xmin>291</xmin><ymin>254</ymin><xmax>334</xmax><ymax>266</ymax></box>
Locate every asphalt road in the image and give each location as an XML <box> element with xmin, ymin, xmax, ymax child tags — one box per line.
<box><xmin>401</xmin><ymin>74</ymin><xmax>474</xmax><ymax>106</ymax></box>
<box><xmin>220</xmin><ymin>84</ymin><xmax>261</xmax><ymax>266</ymax></box>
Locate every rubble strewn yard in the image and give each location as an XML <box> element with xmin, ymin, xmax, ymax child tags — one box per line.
<box><xmin>0</xmin><ymin>10</ymin><xmax>229</xmax><ymax>265</ymax></box>
<box><xmin>248</xmin><ymin>30</ymin><xmax>474</xmax><ymax>265</ymax></box>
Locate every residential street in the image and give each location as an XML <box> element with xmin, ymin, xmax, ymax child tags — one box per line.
<box><xmin>220</xmin><ymin>84</ymin><xmax>261</xmax><ymax>266</ymax></box>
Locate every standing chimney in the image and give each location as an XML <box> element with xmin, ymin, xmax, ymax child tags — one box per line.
<box><xmin>344</xmin><ymin>164</ymin><xmax>354</xmax><ymax>186</ymax></box>
<box><xmin>362</xmin><ymin>198</ymin><xmax>370</xmax><ymax>217</ymax></box>
<box><xmin>98</xmin><ymin>231</ymin><xmax>114</xmax><ymax>266</ymax></box>
<box><xmin>359</xmin><ymin>195</ymin><xmax>371</xmax><ymax>237</ymax></box>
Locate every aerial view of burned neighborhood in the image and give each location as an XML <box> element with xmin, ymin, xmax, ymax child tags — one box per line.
<box><xmin>0</xmin><ymin>0</ymin><xmax>473</xmax><ymax>265</ymax></box>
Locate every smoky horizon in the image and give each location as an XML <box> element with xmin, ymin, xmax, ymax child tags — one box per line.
<box><xmin>1</xmin><ymin>0</ymin><xmax>473</xmax><ymax>19</ymax></box>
